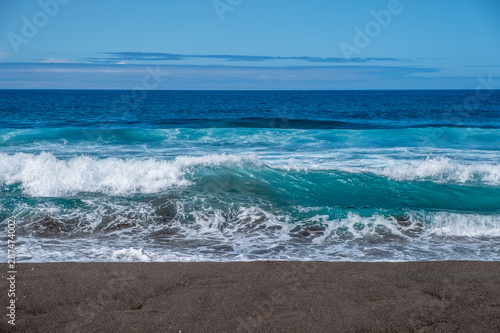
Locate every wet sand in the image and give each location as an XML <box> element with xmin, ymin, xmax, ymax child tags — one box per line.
<box><xmin>2</xmin><ymin>261</ymin><xmax>500</xmax><ymax>332</ymax></box>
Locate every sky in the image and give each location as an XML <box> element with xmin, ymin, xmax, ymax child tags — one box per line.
<box><xmin>0</xmin><ymin>0</ymin><xmax>499</xmax><ymax>89</ymax></box>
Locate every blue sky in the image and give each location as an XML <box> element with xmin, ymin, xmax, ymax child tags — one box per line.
<box><xmin>0</xmin><ymin>0</ymin><xmax>499</xmax><ymax>89</ymax></box>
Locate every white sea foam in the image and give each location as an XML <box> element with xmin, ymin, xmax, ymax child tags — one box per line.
<box><xmin>373</xmin><ymin>157</ymin><xmax>500</xmax><ymax>185</ymax></box>
<box><xmin>0</xmin><ymin>152</ymin><xmax>260</xmax><ymax>197</ymax></box>
<box><xmin>6</xmin><ymin>203</ymin><xmax>500</xmax><ymax>262</ymax></box>
<box><xmin>275</xmin><ymin>156</ymin><xmax>500</xmax><ymax>185</ymax></box>
<box><xmin>110</xmin><ymin>248</ymin><xmax>153</xmax><ymax>262</ymax></box>
<box><xmin>424</xmin><ymin>212</ymin><xmax>500</xmax><ymax>237</ymax></box>
<box><xmin>325</xmin><ymin>211</ymin><xmax>500</xmax><ymax>239</ymax></box>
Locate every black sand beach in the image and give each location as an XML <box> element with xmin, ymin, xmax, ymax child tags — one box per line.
<box><xmin>2</xmin><ymin>261</ymin><xmax>500</xmax><ymax>332</ymax></box>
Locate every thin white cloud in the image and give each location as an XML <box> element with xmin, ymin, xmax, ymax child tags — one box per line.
<box><xmin>40</xmin><ymin>58</ymin><xmax>76</xmax><ymax>64</ymax></box>
<box><xmin>0</xmin><ymin>62</ymin><xmax>461</xmax><ymax>90</ymax></box>
<box><xmin>33</xmin><ymin>68</ymin><xmax>125</xmax><ymax>74</ymax></box>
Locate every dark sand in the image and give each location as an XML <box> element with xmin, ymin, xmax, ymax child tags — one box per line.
<box><xmin>2</xmin><ymin>261</ymin><xmax>500</xmax><ymax>332</ymax></box>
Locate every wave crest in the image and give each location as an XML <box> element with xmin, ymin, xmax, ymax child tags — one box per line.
<box><xmin>374</xmin><ymin>157</ymin><xmax>500</xmax><ymax>184</ymax></box>
<box><xmin>0</xmin><ymin>152</ymin><xmax>260</xmax><ymax>197</ymax></box>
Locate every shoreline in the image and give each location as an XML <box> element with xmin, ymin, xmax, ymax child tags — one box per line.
<box><xmin>2</xmin><ymin>261</ymin><xmax>500</xmax><ymax>332</ymax></box>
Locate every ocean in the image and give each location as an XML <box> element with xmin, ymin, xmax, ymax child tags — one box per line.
<box><xmin>1</xmin><ymin>89</ymin><xmax>499</xmax><ymax>262</ymax></box>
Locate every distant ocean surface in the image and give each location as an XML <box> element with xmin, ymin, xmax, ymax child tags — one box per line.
<box><xmin>1</xmin><ymin>90</ymin><xmax>499</xmax><ymax>262</ymax></box>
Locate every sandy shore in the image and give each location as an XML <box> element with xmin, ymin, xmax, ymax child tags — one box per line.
<box><xmin>1</xmin><ymin>261</ymin><xmax>500</xmax><ymax>332</ymax></box>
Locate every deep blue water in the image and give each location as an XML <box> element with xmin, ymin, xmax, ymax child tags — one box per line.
<box><xmin>1</xmin><ymin>90</ymin><xmax>499</xmax><ymax>262</ymax></box>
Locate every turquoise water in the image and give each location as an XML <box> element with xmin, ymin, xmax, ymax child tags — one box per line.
<box><xmin>1</xmin><ymin>90</ymin><xmax>499</xmax><ymax>262</ymax></box>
